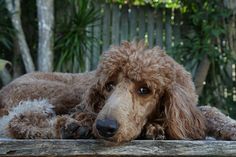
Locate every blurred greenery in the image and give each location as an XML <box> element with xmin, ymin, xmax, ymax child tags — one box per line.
<box><xmin>171</xmin><ymin>0</ymin><xmax>236</xmax><ymax>118</ymax></box>
<box><xmin>105</xmin><ymin>0</ymin><xmax>181</xmax><ymax>8</ymax></box>
<box><xmin>54</xmin><ymin>0</ymin><xmax>100</xmax><ymax>72</ymax></box>
<box><xmin>0</xmin><ymin>0</ymin><xmax>14</xmax><ymax>59</ymax></box>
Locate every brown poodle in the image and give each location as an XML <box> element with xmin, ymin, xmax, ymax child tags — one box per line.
<box><xmin>0</xmin><ymin>41</ymin><xmax>235</xmax><ymax>142</ymax></box>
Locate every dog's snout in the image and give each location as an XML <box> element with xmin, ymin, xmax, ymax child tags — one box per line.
<box><xmin>96</xmin><ymin>119</ymin><xmax>118</xmax><ymax>138</ymax></box>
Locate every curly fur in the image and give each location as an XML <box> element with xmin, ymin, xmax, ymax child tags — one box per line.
<box><xmin>0</xmin><ymin>99</ymin><xmax>54</xmax><ymax>137</ymax></box>
<box><xmin>0</xmin><ymin>41</ymin><xmax>235</xmax><ymax>142</ymax></box>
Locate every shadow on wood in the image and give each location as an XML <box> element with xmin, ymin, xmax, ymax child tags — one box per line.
<box><xmin>0</xmin><ymin>139</ymin><xmax>236</xmax><ymax>156</ymax></box>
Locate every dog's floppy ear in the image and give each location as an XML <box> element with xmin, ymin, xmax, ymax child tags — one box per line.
<box><xmin>82</xmin><ymin>79</ymin><xmax>105</xmax><ymax>113</ymax></box>
<box><xmin>162</xmin><ymin>81</ymin><xmax>206</xmax><ymax>140</ymax></box>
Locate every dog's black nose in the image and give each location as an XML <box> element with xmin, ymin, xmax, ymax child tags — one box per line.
<box><xmin>96</xmin><ymin>119</ymin><xmax>118</xmax><ymax>138</ymax></box>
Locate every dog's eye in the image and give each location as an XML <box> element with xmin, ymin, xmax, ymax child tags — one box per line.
<box><xmin>137</xmin><ymin>87</ymin><xmax>151</xmax><ymax>95</ymax></box>
<box><xmin>105</xmin><ymin>82</ymin><xmax>115</xmax><ymax>92</ymax></box>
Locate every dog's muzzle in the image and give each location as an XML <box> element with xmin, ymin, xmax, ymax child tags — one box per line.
<box><xmin>95</xmin><ymin>118</ymin><xmax>119</xmax><ymax>138</ymax></box>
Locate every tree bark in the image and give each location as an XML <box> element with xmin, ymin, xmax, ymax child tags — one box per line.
<box><xmin>12</xmin><ymin>38</ymin><xmax>23</xmax><ymax>79</ymax></box>
<box><xmin>194</xmin><ymin>55</ymin><xmax>211</xmax><ymax>96</ymax></box>
<box><xmin>5</xmin><ymin>0</ymin><xmax>35</xmax><ymax>73</ymax></box>
<box><xmin>37</xmin><ymin>0</ymin><xmax>54</xmax><ymax>72</ymax></box>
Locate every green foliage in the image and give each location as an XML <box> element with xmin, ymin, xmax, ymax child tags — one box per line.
<box><xmin>172</xmin><ymin>0</ymin><xmax>235</xmax><ymax>118</ymax></box>
<box><xmin>54</xmin><ymin>0</ymin><xmax>100</xmax><ymax>72</ymax></box>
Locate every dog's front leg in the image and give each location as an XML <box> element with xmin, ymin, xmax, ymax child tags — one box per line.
<box><xmin>199</xmin><ymin>106</ymin><xmax>236</xmax><ymax>140</ymax></box>
<box><xmin>8</xmin><ymin>112</ymin><xmax>94</xmax><ymax>139</ymax></box>
<box><xmin>8</xmin><ymin>111</ymin><xmax>57</xmax><ymax>139</ymax></box>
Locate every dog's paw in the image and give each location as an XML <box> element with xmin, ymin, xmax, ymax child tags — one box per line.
<box><xmin>144</xmin><ymin>123</ymin><xmax>165</xmax><ymax>140</ymax></box>
<box><xmin>61</xmin><ymin>122</ymin><xmax>91</xmax><ymax>139</ymax></box>
<box><xmin>56</xmin><ymin>115</ymin><xmax>92</xmax><ymax>139</ymax></box>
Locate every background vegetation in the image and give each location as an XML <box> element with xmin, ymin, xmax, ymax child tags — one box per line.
<box><xmin>173</xmin><ymin>0</ymin><xmax>236</xmax><ymax>117</ymax></box>
<box><xmin>54</xmin><ymin>0</ymin><xmax>100</xmax><ymax>72</ymax></box>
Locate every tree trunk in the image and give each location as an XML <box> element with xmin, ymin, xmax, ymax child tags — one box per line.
<box><xmin>194</xmin><ymin>55</ymin><xmax>211</xmax><ymax>96</ymax></box>
<box><xmin>13</xmin><ymin>38</ymin><xmax>23</xmax><ymax>79</ymax></box>
<box><xmin>5</xmin><ymin>0</ymin><xmax>35</xmax><ymax>73</ymax></box>
<box><xmin>37</xmin><ymin>0</ymin><xmax>54</xmax><ymax>72</ymax></box>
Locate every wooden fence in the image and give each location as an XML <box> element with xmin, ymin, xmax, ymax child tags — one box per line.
<box><xmin>86</xmin><ymin>3</ymin><xmax>181</xmax><ymax>70</ymax></box>
<box><xmin>85</xmin><ymin>2</ymin><xmax>236</xmax><ymax>105</ymax></box>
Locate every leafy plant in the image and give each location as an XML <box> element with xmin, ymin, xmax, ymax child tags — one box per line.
<box><xmin>172</xmin><ymin>0</ymin><xmax>235</xmax><ymax>118</ymax></box>
<box><xmin>54</xmin><ymin>0</ymin><xmax>100</xmax><ymax>72</ymax></box>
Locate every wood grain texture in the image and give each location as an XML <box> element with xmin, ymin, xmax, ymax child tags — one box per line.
<box><xmin>165</xmin><ymin>9</ymin><xmax>172</xmax><ymax>51</ymax></box>
<box><xmin>147</xmin><ymin>7</ymin><xmax>154</xmax><ymax>48</ymax></box>
<box><xmin>102</xmin><ymin>3</ymin><xmax>111</xmax><ymax>52</ymax></box>
<box><xmin>138</xmin><ymin>7</ymin><xmax>146</xmax><ymax>40</ymax></box>
<box><xmin>0</xmin><ymin>139</ymin><xmax>236</xmax><ymax>157</ymax></box>
<box><xmin>120</xmin><ymin>5</ymin><xmax>129</xmax><ymax>42</ymax></box>
<box><xmin>111</xmin><ymin>5</ymin><xmax>120</xmax><ymax>45</ymax></box>
<box><xmin>155</xmin><ymin>9</ymin><xmax>163</xmax><ymax>48</ymax></box>
<box><xmin>129</xmin><ymin>6</ymin><xmax>137</xmax><ymax>41</ymax></box>
<box><xmin>92</xmin><ymin>5</ymin><xmax>102</xmax><ymax>70</ymax></box>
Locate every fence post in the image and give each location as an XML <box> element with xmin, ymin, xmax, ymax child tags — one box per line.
<box><xmin>138</xmin><ymin>7</ymin><xmax>146</xmax><ymax>40</ymax></box>
<box><xmin>165</xmin><ymin>9</ymin><xmax>172</xmax><ymax>51</ymax></box>
<box><xmin>112</xmin><ymin>4</ymin><xmax>120</xmax><ymax>45</ymax></box>
<box><xmin>120</xmin><ymin>5</ymin><xmax>129</xmax><ymax>42</ymax></box>
<box><xmin>102</xmin><ymin>3</ymin><xmax>111</xmax><ymax>52</ymax></box>
<box><xmin>155</xmin><ymin>9</ymin><xmax>163</xmax><ymax>48</ymax></box>
<box><xmin>130</xmin><ymin>6</ymin><xmax>137</xmax><ymax>40</ymax></box>
<box><xmin>147</xmin><ymin>6</ymin><xmax>154</xmax><ymax>48</ymax></box>
<box><xmin>92</xmin><ymin>5</ymin><xmax>102</xmax><ymax>69</ymax></box>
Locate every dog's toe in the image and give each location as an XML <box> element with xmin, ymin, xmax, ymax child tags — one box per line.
<box><xmin>61</xmin><ymin>122</ymin><xmax>79</xmax><ymax>139</ymax></box>
<box><xmin>144</xmin><ymin>123</ymin><xmax>166</xmax><ymax>140</ymax></box>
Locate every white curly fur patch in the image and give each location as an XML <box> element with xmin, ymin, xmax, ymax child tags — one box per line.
<box><xmin>0</xmin><ymin>99</ymin><xmax>55</xmax><ymax>138</ymax></box>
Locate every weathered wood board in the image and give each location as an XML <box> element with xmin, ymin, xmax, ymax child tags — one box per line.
<box><xmin>0</xmin><ymin>139</ymin><xmax>236</xmax><ymax>157</ymax></box>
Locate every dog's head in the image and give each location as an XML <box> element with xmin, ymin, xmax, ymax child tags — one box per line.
<box><xmin>84</xmin><ymin>41</ymin><xmax>206</xmax><ymax>143</ymax></box>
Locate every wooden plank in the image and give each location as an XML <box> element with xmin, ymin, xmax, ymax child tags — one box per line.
<box><xmin>155</xmin><ymin>9</ymin><xmax>163</xmax><ymax>48</ymax></box>
<box><xmin>120</xmin><ymin>5</ymin><xmax>129</xmax><ymax>42</ymax></box>
<box><xmin>138</xmin><ymin>7</ymin><xmax>146</xmax><ymax>40</ymax></box>
<box><xmin>129</xmin><ymin>6</ymin><xmax>137</xmax><ymax>41</ymax></box>
<box><xmin>111</xmin><ymin>4</ymin><xmax>120</xmax><ymax>45</ymax></box>
<box><xmin>147</xmin><ymin>7</ymin><xmax>154</xmax><ymax>48</ymax></box>
<box><xmin>165</xmin><ymin>9</ymin><xmax>172</xmax><ymax>51</ymax></box>
<box><xmin>102</xmin><ymin>3</ymin><xmax>111</xmax><ymax>52</ymax></box>
<box><xmin>1</xmin><ymin>139</ymin><xmax>236</xmax><ymax>156</ymax></box>
<box><xmin>92</xmin><ymin>5</ymin><xmax>102</xmax><ymax>69</ymax></box>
